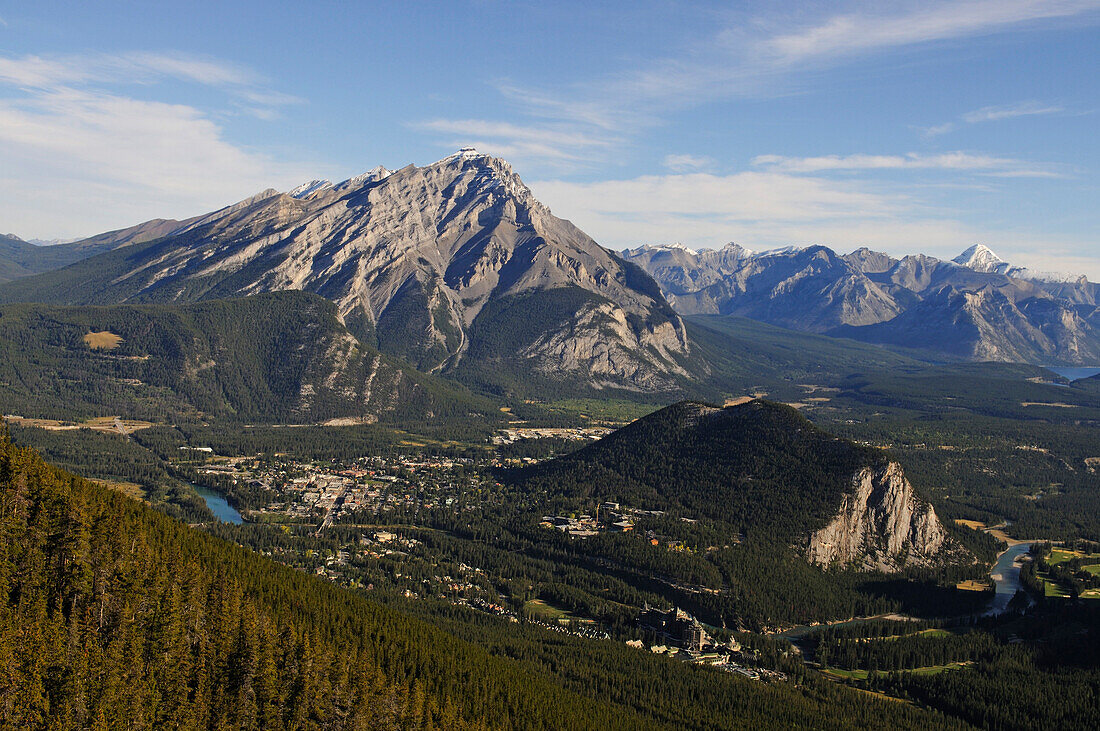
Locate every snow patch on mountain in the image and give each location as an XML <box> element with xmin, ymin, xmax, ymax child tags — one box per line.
<box><xmin>288</xmin><ymin>180</ymin><xmax>334</xmax><ymax>199</ymax></box>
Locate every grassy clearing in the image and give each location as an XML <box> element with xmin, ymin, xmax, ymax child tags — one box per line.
<box><xmin>1048</xmin><ymin>548</ymin><xmax>1083</xmax><ymax>565</ymax></box>
<box><xmin>1044</xmin><ymin>581</ymin><xmax>1071</xmax><ymax>598</ymax></box>
<box><xmin>2</xmin><ymin>415</ymin><xmax>155</xmax><ymax>434</ymax></box>
<box><xmin>822</xmin><ymin>661</ymin><xmax>971</xmax><ymax>681</ymax></box>
<box><xmin>91</xmin><ymin>479</ymin><xmax>146</xmax><ymax>501</ymax></box>
<box><xmin>524</xmin><ymin>599</ymin><xmax>568</xmax><ymax>621</ymax></box>
<box><xmin>543</xmin><ymin>399</ymin><xmax>660</xmax><ymax>423</ymax></box>
<box><xmin>913</xmin><ymin>629</ymin><xmax>954</xmax><ymax>639</ymax></box>
<box><xmin>83</xmin><ymin>331</ymin><xmax>124</xmax><ymax>350</ymax></box>
<box><xmin>523</xmin><ymin>599</ymin><xmax>594</xmax><ymax>625</ymax></box>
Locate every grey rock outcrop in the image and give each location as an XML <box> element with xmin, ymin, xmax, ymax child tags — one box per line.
<box><xmin>806</xmin><ymin>462</ymin><xmax>947</xmax><ymax>572</ymax></box>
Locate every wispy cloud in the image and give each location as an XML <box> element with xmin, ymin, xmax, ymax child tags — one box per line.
<box><xmin>418</xmin><ymin>2</ymin><xmax>1100</xmax><ymax>165</ymax></box>
<box><xmin>531</xmin><ymin>171</ymin><xmax>899</xmax><ymax>243</ymax></box>
<box><xmin>752</xmin><ymin>151</ymin><xmax>1063</xmax><ymax>177</ymax></box>
<box><xmin>918</xmin><ymin>122</ymin><xmax>957</xmax><ymax>137</ymax></box>
<box><xmin>663</xmin><ymin>154</ymin><xmax>713</xmax><ymax>173</ymax></box>
<box><xmin>922</xmin><ymin>100</ymin><xmax>1065</xmax><ymax>136</ymax></box>
<box><xmin>761</xmin><ymin>1</ymin><xmax>1100</xmax><ymax>66</ymax></box>
<box><xmin>413</xmin><ymin>118</ymin><xmax>617</xmax><ymax>167</ymax></box>
<box><xmin>961</xmin><ymin>101</ymin><xmax>1065</xmax><ymax>123</ymax></box>
<box><xmin>530</xmin><ymin>171</ymin><xmax>1100</xmax><ymax>279</ymax></box>
<box><xmin>0</xmin><ymin>52</ymin><xmax>301</xmax><ymax>115</ymax></box>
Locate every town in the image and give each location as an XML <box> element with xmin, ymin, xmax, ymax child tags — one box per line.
<box><xmin>182</xmin><ymin>444</ymin><xmax>788</xmax><ymax>683</ymax></box>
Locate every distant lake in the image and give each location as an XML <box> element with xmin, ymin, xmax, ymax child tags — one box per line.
<box><xmin>1046</xmin><ymin>366</ymin><xmax>1100</xmax><ymax>381</ymax></box>
<box><xmin>191</xmin><ymin>483</ymin><xmax>243</xmax><ymax>524</ymax></box>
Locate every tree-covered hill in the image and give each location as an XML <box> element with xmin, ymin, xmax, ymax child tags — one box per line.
<box><xmin>0</xmin><ymin>291</ymin><xmax>498</xmax><ymax>424</ymax></box>
<box><xmin>516</xmin><ymin>399</ymin><xmax>886</xmax><ymax>542</ymax></box>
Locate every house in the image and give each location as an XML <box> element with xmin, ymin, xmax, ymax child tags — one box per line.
<box><xmin>639</xmin><ymin>606</ymin><xmax>710</xmax><ymax>652</ymax></box>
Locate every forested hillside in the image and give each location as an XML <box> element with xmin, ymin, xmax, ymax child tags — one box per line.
<box><xmin>0</xmin><ymin>430</ymin><xmax>967</xmax><ymax>729</ymax></box>
<box><xmin>0</xmin><ymin>292</ymin><xmax>496</xmax><ymax>423</ymax></box>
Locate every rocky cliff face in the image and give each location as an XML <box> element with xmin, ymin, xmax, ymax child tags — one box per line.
<box><xmin>806</xmin><ymin>462</ymin><xmax>947</xmax><ymax>572</ymax></box>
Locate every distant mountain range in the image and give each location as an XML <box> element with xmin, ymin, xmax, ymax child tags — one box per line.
<box><xmin>0</xmin><ymin>150</ymin><xmax>688</xmax><ymax>396</ymax></box>
<box><xmin>624</xmin><ymin>242</ymin><xmax>1100</xmax><ymax>364</ymax></box>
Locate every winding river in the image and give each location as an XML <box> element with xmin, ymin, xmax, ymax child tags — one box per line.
<box><xmin>987</xmin><ymin>542</ymin><xmax>1033</xmax><ymax>614</ymax></box>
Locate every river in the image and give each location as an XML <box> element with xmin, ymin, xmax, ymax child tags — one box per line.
<box><xmin>775</xmin><ymin>541</ymin><xmax>1035</xmax><ymax>647</ymax></box>
<box><xmin>191</xmin><ymin>483</ymin><xmax>244</xmax><ymax>524</ymax></box>
<box><xmin>987</xmin><ymin>542</ymin><xmax>1033</xmax><ymax>614</ymax></box>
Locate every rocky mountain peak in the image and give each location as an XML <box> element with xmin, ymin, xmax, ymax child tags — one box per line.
<box><xmin>953</xmin><ymin>244</ymin><xmax>1006</xmax><ymax>273</ymax></box>
<box><xmin>1</xmin><ymin>149</ymin><xmax>690</xmax><ymax>394</ymax></box>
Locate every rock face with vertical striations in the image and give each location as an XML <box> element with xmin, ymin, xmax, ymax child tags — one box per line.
<box><xmin>806</xmin><ymin>462</ymin><xmax>947</xmax><ymax>572</ymax></box>
<box><xmin>0</xmin><ymin>150</ymin><xmax>690</xmax><ymax>395</ymax></box>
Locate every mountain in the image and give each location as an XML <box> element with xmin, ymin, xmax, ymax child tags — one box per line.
<box><xmin>625</xmin><ymin>242</ymin><xmax>1100</xmax><ymax>365</ymax></box>
<box><xmin>0</xmin><ymin>291</ymin><xmax>495</xmax><ymax>424</ymax></box>
<box><xmin>0</xmin><ymin>234</ymin><xmax>43</xmax><ymax>282</ymax></box>
<box><xmin>1</xmin><ymin>150</ymin><xmax>689</xmax><ymax>396</ymax></box>
<box><xmin>0</xmin><ymin>233</ymin><xmax>112</xmax><ymax>283</ymax></box>
<box><xmin>0</xmin><ymin>221</ymin><xmax>194</xmax><ymax>284</ymax></box>
<box><xmin>832</xmin><ymin>285</ymin><xmax>1100</xmax><ymax>363</ymax></box>
<box><xmin>517</xmin><ymin>400</ymin><xmax>952</xmax><ymax>572</ymax></box>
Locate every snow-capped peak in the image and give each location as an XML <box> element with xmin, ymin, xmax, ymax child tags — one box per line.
<box><xmin>952</xmin><ymin>244</ymin><xmax>1005</xmax><ymax>273</ymax></box>
<box><xmin>336</xmin><ymin>166</ymin><xmax>393</xmax><ymax>191</ymax></box>
<box><xmin>659</xmin><ymin>242</ymin><xmax>698</xmax><ymax>255</ymax></box>
<box><xmin>453</xmin><ymin>146</ymin><xmax>482</xmax><ymax>160</ymax></box>
<box><xmin>721</xmin><ymin>242</ymin><xmax>754</xmax><ymax>257</ymax></box>
<box><xmin>288</xmin><ymin>179</ymin><xmax>333</xmax><ymax>199</ymax></box>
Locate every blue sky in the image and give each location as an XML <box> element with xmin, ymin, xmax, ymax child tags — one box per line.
<box><xmin>1</xmin><ymin>1</ymin><xmax>1098</xmax><ymax>276</ymax></box>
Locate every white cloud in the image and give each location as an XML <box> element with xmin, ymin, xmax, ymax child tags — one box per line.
<box><xmin>763</xmin><ymin>1</ymin><xmax>1100</xmax><ymax>66</ymax></box>
<box><xmin>415</xmin><ymin>118</ymin><xmax>617</xmax><ymax>167</ymax></box>
<box><xmin>0</xmin><ymin>53</ymin><xmax>324</xmax><ymax>239</ymax></box>
<box><xmin>529</xmin><ymin>169</ymin><xmax>1100</xmax><ymax>280</ymax></box>
<box><xmin>663</xmin><ymin>154</ymin><xmax>713</xmax><ymax>172</ymax></box>
<box><xmin>419</xmin><ymin>2</ymin><xmax>1100</xmax><ymax>169</ymax></box>
<box><xmin>0</xmin><ymin>52</ymin><xmax>299</xmax><ymax>114</ymax></box>
<box><xmin>961</xmin><ymin>101</ymin><xmax>1065</xmax><ymax>123</ymax></box>
<box><xmin>530</xmin><ymin>171</ymin><xmax>899</xmax><ymax>247</ymax></box>
<box><xmin>535</xmin><ymin>3</ymin><xmax>1096</xmax><ymax>130</ymax></box>
<box><xmin>919</xmin><ymin>100</ymin><xmax>1065</xmax><ymax>138</ymax></box>
<box><xmin>918</xmin><ymin>122</ymin><xmax>956</xmax><ymax>137</ymax></box>
<box><xmin>752</xmin><ymin>151</ymin><xmax>1061</xmax><ymax>176</ymax></box>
